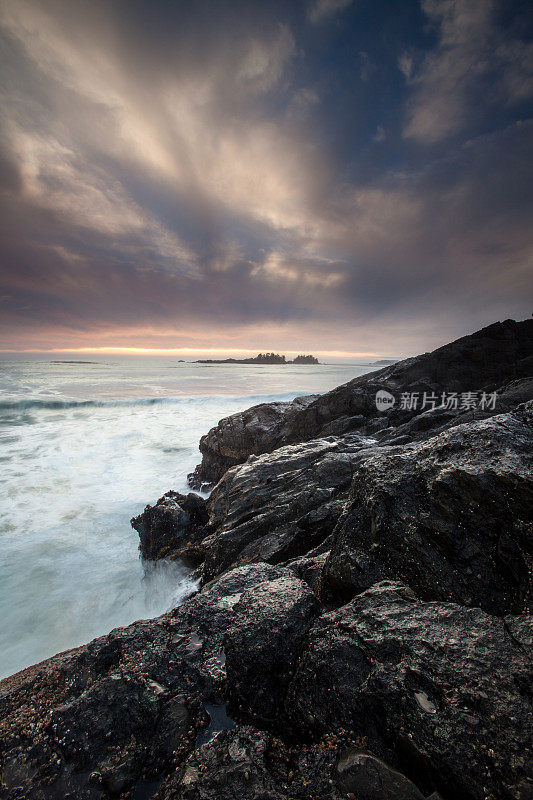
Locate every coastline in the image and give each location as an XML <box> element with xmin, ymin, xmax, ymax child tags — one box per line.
<box><xmin>1</xmin><ymin>318</ymin><xmax>532</xmax><ymax>800</ymax></box>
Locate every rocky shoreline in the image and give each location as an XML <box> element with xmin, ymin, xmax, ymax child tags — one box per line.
<box><xmin>1</xmin><ymin>319</ymin><xmax>532</xmax><ymax>800</ymax></box>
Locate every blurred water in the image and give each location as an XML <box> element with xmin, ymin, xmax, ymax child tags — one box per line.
<box><xmin>0</xmin><ymin>357</ymin><xmax>377</xmax><ymax>678</ymax></box>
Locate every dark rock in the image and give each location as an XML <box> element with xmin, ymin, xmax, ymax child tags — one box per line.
<box><xmin>187</xmin><ymin>395</ymin><xmax>318</xmax><ymax>490</ymax></box>
<box><xmin>190</xmin><ymin>319</ymin><xmax>533</xmax><ymax>487</ymax></box>
<box><xmin>373</xmin><ymin>376</ymin><xmax>533</xmax><ymax>447</ymax></box>
<box><xmin>286</xmin><ymin>581</ymin><xmax>533</xmax><ymax>800</ymax></box>
<box><xmin>50</xmin><ymin>672</ymin><xmax>164</xmax><ymax>774</ymax></box>
<box><xmin>225</xmin><ymin>574</ymin><xmax>319</xmax><ymax>719</ymax></box>
<box><xmin>336</xmin><ymin>749</ymin><xmax>425</xmax><ymax>800</ymax></box>
<box><xmin>3</xmin><ymin>319</ymin><xmax>533</xmax><ymax>800</ymax></box>
<box><xmin>286</xmin><ymin>536</ymin><xmax>332</xmax><ymax>591</ymax></box>
<box><xmin>320</xmin><ymin>407</ymin><xmax>533</xmax><ymax>614</ymax></box>
<box><xmin>279</xmin><ymin>319</ymin><xmax>533</xmax><ymax>448</ymax></box>
<box><xmin>157</xmin><ymin>725</ymin><xmax>347</xmax><ymax>800</ymax></box>
<box><xmin>170</xmin><ymin>562</ymin><xmax>293</xmax><ymax>657</ymax></box>
<box><xmin>201</xmin><ymin>434</ymin><xmax>374</xmax><ymax>582</ymax></box>
<box><xmin>0</xmin><ymin>562</ymin><xmax>298</xmax><ymax>800</ymax></box>
<box><xmin>158</xmin><ymin>727</ymin><xmax>284</xmax><ymax>800</ymax></box>
<box><xmin>131</xmin><ymin>491</ymin><xmax>208</xmax><ymax>562</ymax></box>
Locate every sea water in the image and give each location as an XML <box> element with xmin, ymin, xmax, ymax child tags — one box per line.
<box><xmin>0</xmin><ymin>357</ymin><xmax>378</xmax><ymax>678</ymax></box>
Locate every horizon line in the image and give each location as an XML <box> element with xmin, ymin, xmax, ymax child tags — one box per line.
<box><xmin>0</xmin><ymin>345</ymin><xmax>400</xmax><ymax>359</ymax></box>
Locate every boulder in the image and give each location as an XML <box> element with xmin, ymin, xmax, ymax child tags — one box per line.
<box><xmin>224</xmin><ymin>575</ymin><xmax>319</xmax><ymax>719</ymax></box>
<box><xmin>0</xmin><ymin>563</ymin><xmax>297</xmax><ymax>800</ymax></box>
<box><xmin>286</xmin><ymin>581</ymin><xmax>533</xmax><ymax>800</ymax></box>
<box><xmin>201</xmin><ymin>434</ymin><xmax>374</xmax><ymax>582</ymax></box>
<box><xmin>131</xmin><ymin>491</ymin><xmax>208</xmax><ymax>562</ymax></box>
<box><xmin>158</xmin><ymin>727</ymin><xmax>285</xmax><ymax>800</ymax></box>
<box><xmin>320</xmin><ymin>407</ymin><xmax>533</xmax><ymax>615</ymax></box>
<box><xmin>188</xmin><ymin>395</ymin><xmax>317</xmax><ymax>490</ymax></box>
<box><xmin>336</xmin><ymin>750</ymin><xmax>426</xmax><ymax>800</ymax></box>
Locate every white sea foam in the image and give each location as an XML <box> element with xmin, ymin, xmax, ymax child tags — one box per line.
<box><xmin>0</xmin><ymin>357</ymin><xmax>377</xmax><ymax>678</ymax></box>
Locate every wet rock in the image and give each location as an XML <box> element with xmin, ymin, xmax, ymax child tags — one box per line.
<box><xmin>336</xmin><ymin>749</ymin><xmax>425</xmax><ymax>800</ymax></box>
<box><xmin>0</xmin><ymin>563</ymin><xmax>299</xmax><ymax>800</ymax></box>
<box><xmin>3</xmin><ymin>318</ymin><xmax>533</xmax><ymax>800</ymax></box>
<box><xmin>190</xmin><ymin>319</ymin><xmax>533</xmax><ymax>486</ymax></box>
<box><xmin>187</xmin><ymin>395</ymin><xmax>318</xmax><ymax>490</ymax></box>
<box><xmin>286</xmin><ymin>581</ymin><xmax>533</xmax><ymax>800</ymax></box>
<box><xmin>321</xmin><ymin>408</ymin><xmax>533</xmax><ymax>614</ymax></box>
<box><xmin>286</xmin><ymin>539</ymin><xmax>331</xmax><ymax>591</ymax></box>
<box><xmin>50</xmin><ymin>672</ymin><xmax>164</xmax><ymax>774</ymax></box>
<box><xmin>172</xmin><ymin>562</ymin><xmax>293</xmax><ymax>647</ymax></box>
<box><xmin>158</xmin><ymin>727</ymin><xmax>283</xmax><ymax>800</ymax></box>
<box><xmin>201</xmin><ymin>435</ymin><xmax>374</xmax><ymax>582</ymax></box>
<box><xmin>225</xmin><ymin>575</ymin><xmax>319</xmax><ymax>719</ymax></box>
<box><xmin>281</xmin><ymin>319</ymin><xmax>533</xmax><ymax>448</ymax></box>
<box><xmin>157</xmin><ymin>726</ymin><xmax>345</xmax><ymax>800</ymax></box>
<box><xmin>373</xmin><ymin>376</ymin><xmax>533</xmax><ymax>448</ymax></box>
<box><xmin>131</xmin><ymin>491</ymin><xmax>208</xmax><ymax>562</ymax></box>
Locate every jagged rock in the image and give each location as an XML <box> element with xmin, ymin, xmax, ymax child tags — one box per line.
<box><xmin>201</xmin><ymin>434</ymin><xmax>374</xmax><ymax>582</ymax></box>
<box><xmin>189</xmin><ymin>319</ymin><xmax>533</xmax><ymax>486</ymax></box>
<box><xmin>373</xmin><ymin>376</ymin><xmax>533</xmax><ymax>447</ymax></box>
<box><xmin>336</xmin><ymin>749</ymin><xmax>426</xmax><ymax>800</ymax></box>
<box><xmin>131</xmin><ymin>491</ymin><xmax>208</xmax><ymax>562</ymax></box>
<box><xmin>157</xmin><ymin>725</ymin><xmax>348</xmax><ymax>800</ymax></box>
<box><xmin>320</xmin><ymin>407</ymin><xmax>533</xmax><ymax>614</ymax></box>
<box><xmin>281</xmin><ymin>319</ymin><xmax>533</xmax><ymax>448</ymax></box>
<box><xmin>158</xmin><ymin>727</ymin><xmax>284</xmax><ymax>800</ymax></box>
<box><xmin>3</xmin><ymin>319</ymin><xmax>533</xmax><ymax>800</ymax></box>
<box><xmin>286</xmin><ymin>536</ymin><xmax>332</xmax><ymax>591</ymax></box>
<box><xmin>0</xmin><ymin>563</ymin><xmax>296</xmax><ymax>800</ymax></box>
<box><xmin>225</xmin><ymin>575</ymin><xmax>319</xmax><ymax>720</ymax></box>
<box><xmin>187</xmin><ymin>395</ymin><xmax>318</xmax><ymax>490</ymax></box>
<box><xmin>50</xmin><ymin>672</ymin><xmax>165</xmax><ymax>776</ymax></box>
<box><xmin>170</xmin><ymin>562</ymin><xmax>293</xmax><ymax>654</ymax></box>
<box><xmin>285</xmin><ymin>581</ymin><xmax>533</xmax><ymax>800</ymax></box>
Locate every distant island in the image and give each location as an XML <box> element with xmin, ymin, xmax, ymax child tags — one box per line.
<box><xmin>196</xmin><ymin>352</ymin><xmax>319</xmax><ymax>365</ymax></box>
<box><xmin>372</xmin><ymin>358</ymin><xmax>398</xmax><ymax>365</ymax></box>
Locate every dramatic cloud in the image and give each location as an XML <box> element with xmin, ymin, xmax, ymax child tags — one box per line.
<box><xmin>0</xmin><ymin>0</ymin><xmax>531</xmax><ymax>356</ymax></box>
<box><xmin>403</xmin><ymin>0</ymin><xmax>533</xmax><ymax>143</ymax></box>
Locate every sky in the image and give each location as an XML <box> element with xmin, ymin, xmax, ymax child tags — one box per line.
<box><xmin>0</xmin><ymin>0</ymin><xmax>532</xmax><ymax>358</ymax></box>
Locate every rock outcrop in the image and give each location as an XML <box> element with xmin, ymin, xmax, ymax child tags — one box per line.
<box><xmin>188</xmin><ymin>395</ymin><xmax>318</xmax><ymax>490</ymax></box>
<box><xmin>131</xmin><ymin>491</ymin><xmax>209</xmax><ymax>563</ymax></box>
<box><xmin>321</xmin><ymin>407</ymin><xmax>533</xmax><ymax>614</ymax></box>
<box><xmin>1</xmin><ymin>318</ymin><xmax>532</xmax><ymax>800</ymax></box>
<box><xmin>190</xmin><ymin>319</ymin><xmax>533</xmax><ymax>488</ymax></box>
<box><xmin>286</xmin><ymin>580</ymin><xmax>533</xmax><ymax>800</ymax></box>
<box><xmin>202</xmin><ymin>434</ymin><xmax>374</xmax><ymax>582</ymax></box>
<box><xmin>224</xmin><ymin>574</ymin><xmax>318</xmax><ymax>720</ymax></box>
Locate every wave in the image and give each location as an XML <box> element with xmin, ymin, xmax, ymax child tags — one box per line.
<box><xmin>0</xmin><ymin>391</ymin><xmax>303</xmax><ymax>412</ymax></box>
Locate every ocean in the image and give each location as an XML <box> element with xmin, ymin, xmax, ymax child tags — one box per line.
<box><xmin>0</xmin><ymin>357</ymin><xmax>378</xmax><ymax>679</ymax></box>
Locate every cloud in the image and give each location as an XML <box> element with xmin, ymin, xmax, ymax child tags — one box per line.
<box><xmin>250</xmin><ymin>249</ymin><xmax>346</xmax><ymax>289</ymax></box>
<box><xmin>0</xmin><ymin>0</ymin><xmax>531</xmax><ymax>355</ymax></box>
<box><xmin>308</xmin><ymin>0</ymin><xmax>353</xmax><ymax>25</ymax></box>
<box><xmin>403</xmin><ymin>0</ymin><xmax>533</xmax><ymax>143</ymax></box>
<box><xmin>359</xmin><ymin>50</ymin><xmax>375</xmax><ymax>82</ymax></box>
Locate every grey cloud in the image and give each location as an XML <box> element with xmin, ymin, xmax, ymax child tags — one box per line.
<box><xmin>403</xmin><ymin>0</ymin><xmax>533</xmax><ymax>143</ymax></box>
<box><xmin>308</xmin><ymin>0</ymin><xmax>353</xmax><ymax>25</ymax></box>
<box><xmin>0</xmin><ymin>0</ymin><xmax>531</xmax><ymax>355</ymax></box>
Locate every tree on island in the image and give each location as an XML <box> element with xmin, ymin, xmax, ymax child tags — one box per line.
<box><xmin>195</xmin><ymin>352</ymin><xmax>319</xmax><ymax>364</ymax></box>
<box><xmin>292</xmin><ymin>354</ymin><xmax>319</xmax><ymax>364</ymax></box>
<box><xmin>256</xmin><ymin>352</ymin><xmax>286</xmax><ymax>363</ymax></box>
